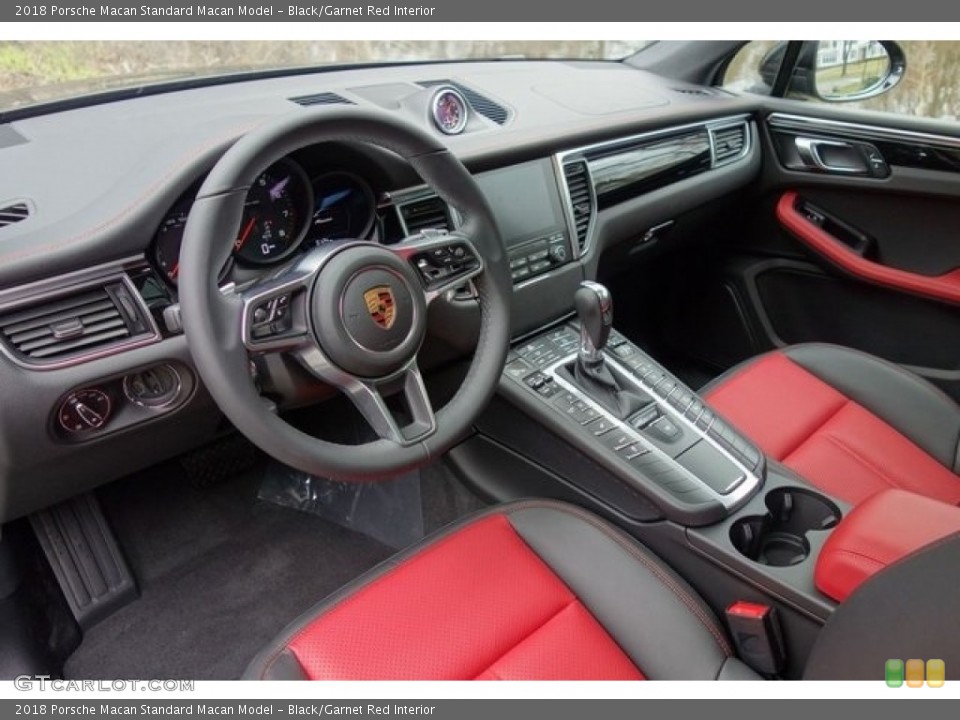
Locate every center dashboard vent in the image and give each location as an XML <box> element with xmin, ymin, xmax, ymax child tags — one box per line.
<box><xmin>0</xmin><ymin>280</ymin><xmax>155</xmax><ymax>365</ymax></box>
<box><xmin>417</xmin><ymin>80</ymin><xmax>509</xmax><ymax>125</ymax></box>
<box><xmin>398</xmin><ymin>195</ymin><xmax>452</xmax><ymax>235</ymax></box>
<box><xmin>710</xmin><ymin>122</ymin><xmax>749</xmax><ymax>166</ymax></box>
<box><xmin>562</xmin><ymin>160</ymin><xmax>595</xmax><ymax>253</ymax></box>
<box><xmin>0</xmin><ymin>201</ymin><xmax>30</xmax><ymax>230</ymax></box>
<box><xmin>289</xmin><ymin>92</ymin><xmax>353</xmax><ymax>107</ymax></box>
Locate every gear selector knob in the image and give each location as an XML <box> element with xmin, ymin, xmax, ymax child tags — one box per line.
<box><xmin>575</xmin><ymin>281</ymin><xmax>613</xmax><ymax>365</ymax></box>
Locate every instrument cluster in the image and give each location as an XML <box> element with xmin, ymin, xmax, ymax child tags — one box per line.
<box><xmin>151</xmin><ymin>157</ymin><xmax>379</xmax><ymax>287</ymax></box>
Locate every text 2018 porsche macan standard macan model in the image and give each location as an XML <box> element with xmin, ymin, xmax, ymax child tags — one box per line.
<box><xmin>0</xmin><ymin>41</ymin><xmax>958</xmax><ymax>682</ymax></box>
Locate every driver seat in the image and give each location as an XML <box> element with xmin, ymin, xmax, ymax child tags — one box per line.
<box><xmin>243</xmin><ymin>500</ymin><xmax>758</xmax><ymax>680</ymax></box>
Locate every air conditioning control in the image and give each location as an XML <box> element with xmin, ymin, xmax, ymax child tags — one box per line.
<box><xmin>58</xmin><ymin>389</ymin><xmax>112</xmax><ymax>433</ymax></box>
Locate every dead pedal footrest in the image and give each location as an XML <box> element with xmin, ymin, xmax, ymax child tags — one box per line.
<box><xmin>29</xmin><ymin>493</ymin><xmax>137</xmax><ymax>629</ymax></box>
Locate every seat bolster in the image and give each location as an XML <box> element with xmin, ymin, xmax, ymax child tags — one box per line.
<box><xmin>784</xmin><ymin>344</ymin><xmax>960</xmax><ymax>471</ymax></box>
<box><xmin>717</xmin><ymin>658</ymin><xmax>763</xmax><ymax>681</ymax></box>
<box><xmin>804</xmin><ymin>532</ymin><xmax>960</xmax><ymax>679</ymax></box>
<box><xmin>505</xmin><ymin>505</ymin><xmax>733</xmax><ymax>680</ymax></box>
<box><xmin>257</xmin><ymin>650</ymin><xmax>308</xmax><ymax>680</ymax></box>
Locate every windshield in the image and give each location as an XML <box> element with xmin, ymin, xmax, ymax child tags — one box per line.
<box><xmin>0</xmin><ymin>40</ymin><xmax>653</xmax><ymax>114</ymax></box>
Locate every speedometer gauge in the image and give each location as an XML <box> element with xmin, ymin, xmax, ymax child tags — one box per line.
<box><xmin>233</xmin><ymin>158</ymin><xmax>312</xmax><ymax>265</ymax></box>
<box><xmin>430</xmin><ymin>87</ymin><xmax>469</xmax><ymax>135</ymax></box>
<box><xmin>309</xmin><ymin>172</ymin><xmax>376</xmax><ymax>243</ymax></box>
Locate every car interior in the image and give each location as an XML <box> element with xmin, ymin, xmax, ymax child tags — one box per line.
<box><xmin>1</xmin><ymin>40</ymin><xmax>959</xmax><ymax>682</ymax></box>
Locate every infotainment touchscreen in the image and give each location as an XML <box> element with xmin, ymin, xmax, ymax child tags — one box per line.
<box><xmin>475</xmin><ymin>159</ymin><xmax>567</xmax><ymax>248</ymax></box>
<box><xmin>475</xmin><ymin>159</ymin><xmax>573</xmax><ymax>283</ymax></box>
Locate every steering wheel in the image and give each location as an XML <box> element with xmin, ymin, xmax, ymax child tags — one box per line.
<box><xmin>178</xmin><ymin>109</ymin><xmax>512</xmax><ymax>480</ymax></box>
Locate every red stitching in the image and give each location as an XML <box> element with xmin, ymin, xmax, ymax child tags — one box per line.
<box><xmin>0</xmin><ymin>122</ymin><xmax>262</xmax><ymax>266</ymax></box>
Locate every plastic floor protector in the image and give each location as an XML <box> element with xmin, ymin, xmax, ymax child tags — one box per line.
<box><xmin>258</xmin><ymin>462</ymin><xmax>425</xmax><ymax>549</ymax></box>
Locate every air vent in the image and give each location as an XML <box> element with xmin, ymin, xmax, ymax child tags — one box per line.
<box><xmin>711</xmin><ymin>123</ymin><xmax>749</xmax><ymax>166</ymax></box>
<box><xmin>289</xmin><ymin>92</ymin><xmax>353</xmax><ymax>107</ymax></box>
<box><xmin>0</xmin><ymin>201</ymin><xmax>30</xmax><ymax>229</ymax></box>
<box><xmin>398</xmin><ymin>196</ymin><xmax>452</xmax><ymax>235</ymax></box>
<box><xmin>417</xmin><ymin>80</ymin><xmax>509</xmax><ymax>125</ymax></box>
<box><xmin>562</xmin><ymin>161</ymin><xmax>595</xmax><ymax>253</ymax></box>
<box><xmin>0</xmin><ymin>280</ymin><xmax>153</xmax><ymax>364</ymax></box>
<box><xmin>672</xmin><ymin>87</ymin><xmax>715</xmax><ymax>96</ymax></box>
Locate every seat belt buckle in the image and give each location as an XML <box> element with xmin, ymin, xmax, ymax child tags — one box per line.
<box><xmin>725</xmin><ymin>601</ymin><xmax>786</xmax><ymax>675</ymax></box>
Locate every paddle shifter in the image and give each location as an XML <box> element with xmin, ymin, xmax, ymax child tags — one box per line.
<box><xmin>570</xmin><ymin>281</ymin><xmax>650</xmax><ymax>419</ymax></box>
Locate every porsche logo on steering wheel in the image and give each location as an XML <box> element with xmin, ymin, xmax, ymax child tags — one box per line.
<box><xmin>363</xmin><ymin>286</ymin><xmax>396</xmax><ymax>330</ymax></box>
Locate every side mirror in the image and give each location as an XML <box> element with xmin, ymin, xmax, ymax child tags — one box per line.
<box><xmin>759</xmin><ymin>41</ymin><xmax>907</xmax><ymax>103</ymax></box>
<box><xmin>812</xmin><ymin>41</ymin><xmax>906</xmax><ymax>102</ymax></box>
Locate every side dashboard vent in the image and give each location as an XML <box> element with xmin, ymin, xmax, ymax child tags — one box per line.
<box><xmin>289</xmin><ymin>92</ymin><xmax>353</xmax><ymax>107</ymax></box>
<box><xmin>562</xmin><ymin>161</ymin><xmax>595</xmax><ymax>253</ymax></box>
<box><xmin>417</xmin><ymin>80</ymin><xmax>509</xmax><ymax>125</ymax></box>
<box><xmin>398</xmin><ymin>196</ymin><xmax>452</xmax><ymax>235</ymax></box>
<box><xmin>0</xmin><ymin>201</ymin><xmax>30</xmax><ymax>229</ymax></box>
<box><xmin>0</xmin><ymin>280</ymin><xmax>154</xmax><ymax>364</ymax></box>
<box><xmin>710</xmin><ymin>122</ymin><xmax>749</xmax><ymax>166</ymax></box>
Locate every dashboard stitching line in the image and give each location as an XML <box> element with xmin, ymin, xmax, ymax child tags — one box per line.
<box><xmin>0</xmin><ymin>122</ymin><xmax>262</xmax><ymax>266</ymax></box>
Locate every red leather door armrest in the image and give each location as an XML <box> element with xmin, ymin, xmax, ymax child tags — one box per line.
<box><xmin>777</xmin><ymin>190</ymin><xmax>960</xmax><ymax>305</ymax></box>
<box><xmin>815</xmin><ymin>489</ymin><xmax>960</xmax><ymax>603</ymax></box>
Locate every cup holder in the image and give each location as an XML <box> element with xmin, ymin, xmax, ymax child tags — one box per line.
<box><xmin>730</xmin><ymin>488</ymin><xmax>841</xmax><ymax>567</ymax></box>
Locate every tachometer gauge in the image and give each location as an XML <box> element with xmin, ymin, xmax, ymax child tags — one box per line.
<box><xmin>233</xmin><ymin>158</ymin><xmax>312</xmax><ymax>265</ymax></box>
<box><xmin>430</xmin><ymin>87</ymin><xmax>469</xmax><ymax>135</ymax></box>
<box><xmin>153</xmin><ymin>197</ymin><xmax>232</xmax><ymax>286</ymax></box>
<box><xmin>309</xmin><ymin>172</ymin><xmax>376</xmax><ymax>243</ymax></box>
<box><xmin>153</xmin><ymin>199</ymin><xmax>191</xmax><ymax>284</ymax></box>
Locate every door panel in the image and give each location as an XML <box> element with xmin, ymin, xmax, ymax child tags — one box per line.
<box><xmin>776</xmin><ymin>190</ymin><xmax>960</xmax><ymax>304</ymax></box>
<box><xmin>704</xmin><ymin>105</ymin><xmax>960</xmax><ymax>400</ymax></box>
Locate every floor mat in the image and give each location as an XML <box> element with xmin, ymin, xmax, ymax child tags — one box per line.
<box><xmin>64</xmin><ymin>447</ymin><xmax>485</xmax><ymax>680</ymax></box>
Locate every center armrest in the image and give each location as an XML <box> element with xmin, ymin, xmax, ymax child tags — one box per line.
<box><xmin>815</xmin><ymin>489</ymin><xmax>960</xmax><ymax>603</ymax></box>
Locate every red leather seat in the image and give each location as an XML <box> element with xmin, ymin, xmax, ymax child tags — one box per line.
<box><xmin>703</xmin><ymin>344</ymin><xmax>960</xmax><ymax>507</ymax></box>
<box><xmin>244</xmin><ymin>500</ymin><xmax>758</xmax><ymax>680</ymax></box>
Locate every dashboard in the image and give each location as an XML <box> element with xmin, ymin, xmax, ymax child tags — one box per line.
<box><xmin>0</xmin><ymin>59</ymin><xmax>762</xmax><ymax>523</ymax></box>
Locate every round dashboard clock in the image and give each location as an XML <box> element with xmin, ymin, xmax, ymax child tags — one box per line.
<box><xmin>430</xmin><ymin>87</ymin><xmax>469</xmax><ymax>135</ymax></box>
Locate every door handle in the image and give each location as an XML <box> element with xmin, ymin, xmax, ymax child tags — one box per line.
<box><xmin>794</xmin><ymin>137</ymin><xmax>869</xmax><ymax>174</ymax></box>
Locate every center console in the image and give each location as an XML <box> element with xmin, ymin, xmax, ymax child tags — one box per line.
<box><xmin>499</xmin><ymin>286</ymin><xmax>764</xmax><ymax>527</ymax></box>
<box><xmin>479</xmin><ymin>280</ymin><xmax>846</xmax><ymax>676</ymax></box>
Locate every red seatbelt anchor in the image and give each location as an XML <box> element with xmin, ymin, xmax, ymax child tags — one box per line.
<box><xmin>726</xmin><ymin>601</ymin><xmax>786</xmax><ymax>675</ymax></box>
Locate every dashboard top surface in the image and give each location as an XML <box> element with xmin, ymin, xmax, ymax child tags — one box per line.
<box><xmin>0</xmin><ymin>59</ymin><xmax>757</xmax><ymax>287</ymax></box>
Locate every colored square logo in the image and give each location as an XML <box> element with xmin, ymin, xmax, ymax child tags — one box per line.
<box><xmin>885</xmin><ymin>659</ymin><xmax>904</xmax><ymax>687</ymax></box>
<box><xmin>906</xmin><ymin>658</ymin><xmax>925</xmax><ymax>687</ymax></box>
<box><xmin>927</xmin><ymin>659</ymin><xmax>945</xmax><ymax>688</ymax></box>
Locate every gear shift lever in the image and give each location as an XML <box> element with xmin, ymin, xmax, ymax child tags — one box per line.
<box><xmin>575</xmin><ymin>281</ymin><xmax>613</xmax><ymax>366</ymax></box>
<box><xmin>570</xmin><ymin>281</ymin><xmax>649</xmax><ymax>419</ymax></box>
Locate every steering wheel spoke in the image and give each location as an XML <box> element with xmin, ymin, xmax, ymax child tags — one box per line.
<box><xmin>239</xmin><ymin>269</ymin><xmax>315</xmax><ymax>354</ymax></box>
<box><xmin>392</xmin><ymin>230</ymin><xmax>484</xmax><ymax>304</ymax></box>
<box><xmin>298</xmin><ymin>352</ymin><xmax>436</xmax><ymax>446</ymax></box>
<box><xmin>346</xmin><ymin>362</ymin><xmax>436</xmax><ymax>445</ymax></box>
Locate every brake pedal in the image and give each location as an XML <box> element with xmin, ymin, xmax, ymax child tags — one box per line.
<box><xmin>30</xmin><ymin>493</ymin><xmax>137</xmax><ymax>629</ymax></box>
